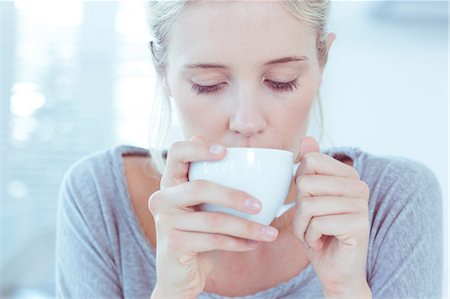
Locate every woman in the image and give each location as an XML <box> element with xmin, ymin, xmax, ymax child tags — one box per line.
<box><xmin>55</xmin><ymin>1</ymin><xmax>443</xmax><ymax>298</ymax></box>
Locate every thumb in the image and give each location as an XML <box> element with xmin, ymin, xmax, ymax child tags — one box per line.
<box><xmin>299</xmin><ymin>136</ymin><xmax>320</xmax><ymax>162</ymax></box>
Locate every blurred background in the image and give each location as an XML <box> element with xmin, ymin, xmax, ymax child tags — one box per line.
<box><xmin>1</xmin><ymin>0</ymin><xmax>448</xmax><ymax>298</ymax></box>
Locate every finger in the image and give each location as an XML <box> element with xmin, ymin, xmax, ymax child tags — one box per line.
<box><xmin>304</xmin><ymin>214</ymin><xmax>370</xmax><ymax>251</ymax></box>
<box><xmin>293</xmin><ymin>196</ymin><xmax>368</xmax><ymax>245</ymax></box>
<box><xmin>190</xmin><ymin>135</ymin><xmax>207</xmax><ymax>142</ymax></box>
<box><xmin>295</xmin><ymin>175</ymin><xmax>370</xmax><ymax>199</ymax></box>
<box><xmin>161</xmin><ymin>138</ymin><xmax>226</xmax><ymax>188</ymax></box>
<box><xmin>298</xmin><ymin>136</ymin><xmax>321</xmax><ymax>162</ymax></box>
<box><xmin>148</xmin><ymin>180</ymin><xmax>262</xmax><ymax>215</ymax></box>
<box><xmin>164</xmin><ymin>230</ymin><xmax>259</xmax><ymax>254</ymax></box>
<box><xmin>169</xmin><ymin>212</ymin><xmax>278</xmax><ymax>242</ymax></box>
<box><xmin>296</xmin><ymin>152</ymin><xmax>359</xmax><ymax>179</ymax></box>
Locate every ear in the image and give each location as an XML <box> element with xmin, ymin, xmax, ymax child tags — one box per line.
<box><xmin>326</xmin><ymin>32</ymin><xmax>336</xmax><ymax>50</ymax></box>
<box><xmin>319</xmin><ymin>32</ymin><xmax>336</xmax><ymax>76</ymax></box>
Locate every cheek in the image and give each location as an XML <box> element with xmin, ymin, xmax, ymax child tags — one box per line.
<box><xmin>273</xmin><ymin>80</ymin><xmax>317</xmax><ymax>128</ymax></box>
<box><xmin>269</xmin><ymin>78</ymin><xmax>318</xmax><ymax>148</ymax></box>
<box><xmin>271</xmin><ymin>100</ymin><xmax>311</xmax><ymax>136</ymax></box>
<box><xmin>175</xmin><ymin>97</ymin><xmax>227</xmax><ymax>135</ymax></box>
<box><xmin>170</xmin><ymin>76</ymin><xmax>233</xmax><ymax>138</ymax></box>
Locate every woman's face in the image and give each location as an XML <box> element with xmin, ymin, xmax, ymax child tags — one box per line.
<box><xmin>164</xmin><ymin>1</ymin><xmax>330</xmax><ymax>159</ymax></box>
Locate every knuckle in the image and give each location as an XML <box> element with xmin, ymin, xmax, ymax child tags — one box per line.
<box><xmin>210</xmin><ymin>234</ymin><xmax>226</xmax><ymax>247</ymax></box>
<box><xmin>154</xmin><ymin>214</ymin><xmax>169</xmax><ymax>227</ymax></box>
<box><xmin>357</xmin><ymin>181</ymin><xmax>370</xmax><ymax>198</ymax></box>
<box><xmin>302</xmin><ymin>152</ymin><xmax>318</xmax><ymax>168</ymax></box>
<box><xmin>225</xmin><ymin>236</ymin><xmax>240</xmax><ymax>249</ymax></box>
<box><xmin>296</xmin><ymin>176</ymin><xmax>311</xmax><ymax>194</ymax></box>
<box><xmin>355</xmin><ymin>198</ymin><xmax>368</xmax><ymax>212</ymax></box>
<box><xmin>310</xmin><ymin>217</ymin><xmax>321</xmax><ymax>231</ymax></box>
<box><xmin>298</xmin><ymin>197</ymin><xmax>312</xmax><ymax>217</ymax></box>
<box><xmin>148</xmin><ymin>191</ymin><xmax>162</xmax><ymax>213</ymax></box>
<box><xmin>166</xmin><ymin>143</ymin><xmax>177</xmax><ymax>160</ymax></box>
<box><xmin>243</xmin><ymin>221</ymin><xmax>259</xmax><ymax>237</ymax></box>
<box><xmin>205</xmin><ymin>213</ymin><xmax>223</xmax><ymax>229</ymax></box>
<box><xmin>352</xmin><ymin>169</ymin><xmax>361</xmax><ymax>180</ymax></box>
<box><xmin>187</xmin><ymin>180</ymin><xmax>206</xmax><ymax>194</ymax></box>
<box><xmin>362</xmin><ymin>181</ymin><xmax>370</xmax><ymax>197</ymax></box>
<box><xmin>166</xmin><ymin>141</ymin><xmax>185</xmax><ymax>162</ymax></box>
<box><xmin>169</xmin><ymin>141</ymin><xmax>183</xmax><ymax>153</ymax></box>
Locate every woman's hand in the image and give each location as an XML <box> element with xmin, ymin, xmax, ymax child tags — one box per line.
<box><xmin>293</xmin><ymin>137</ymin><xmax>372</xmax><ymax>298</ymax></box>
<box><xmin>148</xmin><ymin>136</ymin><xmax>279</xmax><ymax>299</ymax></box>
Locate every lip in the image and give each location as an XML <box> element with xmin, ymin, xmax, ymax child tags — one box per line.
<box><xmin>221</xmin><ymin>137</ymin><xmax>282</xmax><ymax>150</ymax></box>
<box><xmin>225</xmin><ymin>141</ymin><xmax>268</xmax><ymax>148</ymax></box>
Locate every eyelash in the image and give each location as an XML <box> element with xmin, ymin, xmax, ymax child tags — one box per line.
<box><xmin>191</xmin><ymin>79</ymin><xmax>299</xmax><ymax>95</ymax></box>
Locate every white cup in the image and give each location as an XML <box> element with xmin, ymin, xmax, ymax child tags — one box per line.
<box><xmin>188</xmin><ymin>147</ymin><xmax>299</xmax><ymax>225</ymax></box>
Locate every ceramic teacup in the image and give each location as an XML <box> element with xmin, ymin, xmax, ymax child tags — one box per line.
<box><xmin>188</xmin><ymin>147</ymin><xmax>299</xmax><ymax>225</ymax></box>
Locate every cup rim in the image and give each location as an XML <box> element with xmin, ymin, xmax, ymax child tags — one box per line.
<box><xmin>226</xmin><ymin>147</ymin><xmax>294</xmax><ymax>156</ymax></box>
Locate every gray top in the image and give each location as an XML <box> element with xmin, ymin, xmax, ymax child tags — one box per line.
<box><xmin>55</xmin><ymin>145</ymin><xmax>443</xmax><ymax>299</ymax></box>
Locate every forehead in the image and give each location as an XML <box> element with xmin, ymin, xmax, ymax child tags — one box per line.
<box><xmin>167</xmin><ymin>1</ymin><xmax>317</xmax><ymax>69</ymax></box>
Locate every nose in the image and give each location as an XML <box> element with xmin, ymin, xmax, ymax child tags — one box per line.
<box><xmin>229</xmin><ymin>92</ymin><xmax>267</xmax><ymax>138</ymax></box>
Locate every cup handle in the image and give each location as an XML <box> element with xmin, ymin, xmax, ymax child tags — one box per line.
<box><xmin>275</xmin><ymin>162</ymin><xmax>301</xmax><ymax>218</ymax></box>
<box><xmin>276</xmin><ymin>201</ymin><xmax>296</xmax><ymax>218</ymax></box>
<box><xmin>293</xmin><ymin>162</ymin><xmax>300</xmax><ymax>176</ymax></box>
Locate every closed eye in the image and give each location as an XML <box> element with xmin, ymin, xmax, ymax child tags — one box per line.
<box><xmin>265</xmin><ymin>79</ymin><xmax>299</xmax><ymax>92</ymax></box>
<box><xmin>191</xmin><ymin>82</ymin><xmax>227</xmax><ymax>95</ymax></box>
<box><xmin>191</xmin><ymin>79</ymin><xmax>299</xmax><ymax>95</ymax></box>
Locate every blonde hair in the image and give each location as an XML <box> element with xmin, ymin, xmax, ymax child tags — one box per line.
<box><xmin>146</xmin><ymin>0</ymin><xmax>332</xmax><ymax>175</ymax></box>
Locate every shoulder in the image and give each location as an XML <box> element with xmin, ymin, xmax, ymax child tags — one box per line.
<box><xmin>356</xmin><ymin>151</ymin><xmax>442</xmax><ymax>238</ymax></box>
<box><xmin>324</xmin><ymin>146</ymin><xmax>441</xmax><ymax>198</ymax></box>
<box><xmin>358</xmin><ymin>150</ymin><xmax>442</xmax><ymax>216</ymax></box>
<box><xmin>57</xmin><ymin>148</ymin><xmax>118</xmax><ymax>232</ymax></box>
<box><xmin>61</xmin><ymin>144</ymin><xmax>149</xmax><ymax>186</ymax></box>
<box><xmin>324</xmin><ymin>146</ymin><xmax>442</xmax><ymax>217</ymax></box>
<box><xmin>360</xmin><ymin>152</ymin><xmax>441</xmax><ymax>202</ymax></box>
<box><xmin>314</xmin><ymin>147</ymin><xmax>443</xmax><ymax>294</ymax></box>
<box><xmin>356</xmin><ymin>153</ymin><xmax>444</xmax><ymax>294</ymax></box>
<box><xmin>58</xmin><ymin>145</ymin><xmax>151</xmax><ymax>213</ymax></box>
<box><xmin>60</xmin><ymin>147</ymin><xmax>115</xmax><ymax>196</ymax></box>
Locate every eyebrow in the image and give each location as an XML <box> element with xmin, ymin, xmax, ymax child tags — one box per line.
<box><xmin>182</xmin><ymin>55</ymin><xmax>309</xmax><ymax>70</ymax></box>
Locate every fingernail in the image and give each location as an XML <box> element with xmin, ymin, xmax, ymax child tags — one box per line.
<box><xmin>209</xmin><ymin>144</ymin><xmax>224</xmax><ymax>154</ymax></box>
<box><xmin>245</xmin><ymin>198</ymin><xmax>262</xmax><ymax>212</ymax></box>
<box><xmin>261</xmin><ymin>226</ymin><xmax>278</xmax><ymax>239</ymax></box>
